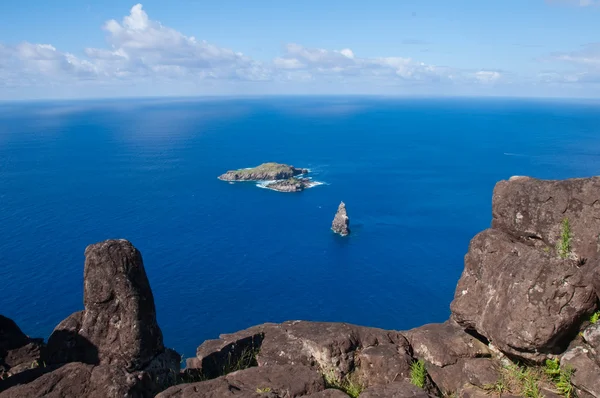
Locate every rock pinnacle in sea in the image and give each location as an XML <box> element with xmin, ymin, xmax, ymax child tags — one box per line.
<box><xmin>331</xmin><ymin>201</ymin><xmax>350</xmax><ymax>236</ymax></box>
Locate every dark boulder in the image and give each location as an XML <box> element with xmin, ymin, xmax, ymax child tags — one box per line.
<box><xmin>582</xmin><ymin>323</ymin><xmax>600</xmax><ymax>355</ymax></box>
<box><xmin>306</xmin><ymin>390</ymin><xmax>349</xmax><ymax>397</ymax></box>
<box><xmin>46</xmin><ymin>240</ymin><xmax>166</xmax><ymax>370</ymax></box>
<box><xmin>561</xmin><ymin>346</ymin><xmax>600</xmax><ymax>397</ymax></box>
<box><xmin>451</xmin><ymin>228</ymin><xmax>597</xmax><ymax>361</ymax></box>
<box><xmin>0</xmin><ymin>315</ymin><xmax>44</xmax><ymax>381</ymax></box>
<box><xmin>8</xmin><ymin>239</ymin><xmax>181</xmax><ymax>397</ymax></box>
<box><xmin>359</xmin><ymin>381</ymin><xmax>434</xmax><ymax>397</ymax></box>
<box><xmin>405</xmin><ymin>321</ymin><xmax>491</xmax><ymax>367</ymax></box>
<box><xmin>491</xmin><ymin>176</ymin><xmax>600</xmax><ymax>262</ymax></box>
<box><xmin>187</xmin><ymin>321</ymin><xmax>415</xmax><ymax>391</ymax></box>
<box><xmin>0</xmin><ymin>362</ymin><xmax>153</xmax><ymax>398</ymax></box>
<box><xmin>331</xmin><ymin>202</ymin><xmax>350</xmax><ymax>236</ymax></box>
<box><xmin>157</xmin><ymin>364</ymin><xmax>326</xmax><ymax>398</ymax></box>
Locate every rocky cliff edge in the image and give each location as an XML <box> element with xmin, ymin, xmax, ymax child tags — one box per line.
<box><xmin>1</xmin><ymin>176</ymin><xmax>599</xmax><ymax>397</ymax></box>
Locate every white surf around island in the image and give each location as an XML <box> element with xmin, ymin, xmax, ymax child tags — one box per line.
<box><xmin>255</xmin><ymin>178</ymin><xmax>325</xmax><ymax>192</ymax></box>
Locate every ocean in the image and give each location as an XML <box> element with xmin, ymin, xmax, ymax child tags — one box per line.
<box><xmin>1</xmin><ymin>96</ymin><xmax>599</xmax><ymax>358</ymax></box>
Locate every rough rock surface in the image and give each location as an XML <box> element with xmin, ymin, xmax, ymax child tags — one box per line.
<box><xmin>2</xmin><ymin>240</ymin><xmax>179</xmax><ymax>397</ymax></box>
<box><xmin>561</xmin><ymin>346</ymin><xmax>600</xmax><ymax>397</ymax></box>
<box><xmin>491</xmin><ymin>176</ymin><xmax>600</xmax><ymax>261</ymax></box>
<box><xmin>157</xmin><ymin>364</ymin><xmax>325</xmax><ymax>398</ymax></box>
<box><xmin>46</xmin><ymin>239</ymin><xmax>165</xmax><ymax>370</ymax></box>
<box><xmin>452</xmin><ymin>228</ymin><xmax>597</xmax><ymax>360</ymax></box>
<box><xmin>188</xmin><ymin>321</ymin><xmax>413</xmax><ymax>387</ymax></box>
<box><xmin>405</xmin><ymin>321</ymin><xmax>490</xmax><ymax>367</ymax></box>
<box><xmin>0</xmin><ymin>315</ymin><xmax>43</xmax><ymax>381</ymax></box>
<box><xmin>331</xmin><ymin>202</ymin><xmax>350</xmax><ymax>236</ymax></box>
<box><xmin>0</xmin><ymin>362</ymin><xmax>153</xmax><ymax>398</ymax></box>
<box><xmin>306</xmin><ymin>390</ymin><xmax>349</xmax><ymax>397</ymax></box>
<box><xmin>451</xmin><ymin>176</ymin><xmax>600</xmax><ymax>361</ymax></box>
<box><xmin>359</xmin><ymin>381</ymin><xmax>434</xmax><ymax>397</ymax></box>
<box><xmin>219</xmin><ymin>163</ymin><xmax>308</xmax><ymax>182</ymax></box>
<box><xmin>6</xmin><ymin>176</ymin><xmax>600</xmax><ymax>397</ymax></box>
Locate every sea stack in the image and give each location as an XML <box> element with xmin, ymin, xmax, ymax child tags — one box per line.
<box><xmin>331</xmin><ymin>202</ymin><xmax>350</xmax><ymax>236</ymax></box>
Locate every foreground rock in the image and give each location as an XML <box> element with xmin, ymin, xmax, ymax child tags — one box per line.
<box><xmin>1</xmin><ymin>239</ymin><xmax>179</xmax><ymax>397</ymax></box>
<box><xmin>219</xmin><ymin>163</ymin><xmax>308</xmax><ymax>182</ymax></box>
<box><xmin>0</xmin><ymin>316</ymin><xmax>43</xmax><ymax>381</ymax></box>
<box><xmin>0</xmin><ymin>362</ymin><xmax>154</xmax><ymax>398</ymax></box>
<box><xmin>158</xmin><ymin>364</ymin><xmax>326</xmax><ymax>397</ymax></box>
<box><xmin>451</xmin><ymin>176</ymin><xmax>599</xmax><ymax>361</ymax></box>
<box><xmin>4</xmin><ymin>175</ymin><xmax>600</xmax><ymax>396</ymax></box>
<box><xmin>46</xmin><ymin>240</ymin><xmax>166</xmax><ymax>369</ymax></box>
<box><xmin>331</xmin><ymin>202</ymin><xmax>350</xmax><ymax>236</ymax></box>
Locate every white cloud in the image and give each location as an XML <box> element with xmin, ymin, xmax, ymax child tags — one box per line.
<box><xmin>272</xmin><ymin>43</ymin><xmax>504</xmax><ymax>85</ymax></box>
<box><xmin>0</xmin><ymin>3</ymin><xmax>517</xmax><ymax>98</ymax></box>
<box><xmin>545</xmin><ymin>0</ymin><xmax>598</xmax><ymax>6</ymax></box>
<box><xmin>550</xmin><ymin>43</ymin><xmax>600</xmax><ymax>67</ymax></box>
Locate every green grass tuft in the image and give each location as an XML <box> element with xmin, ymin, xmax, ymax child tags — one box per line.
<box><xmin>543</xmin><ymin>359</ymin><xmax>577</xmax><ymax>398</ymax></box>
<box><xmin>222</xmin><ymin>347</ymin><xmax>259</xmax><ymax>375</ymax></box>
<box><xmin>590</xmin><ymin>311</ymin><xmax>600</xmax><ymax>324</ymax></box>
<box><xmin>323</xmin><ymin>370</ymin><xmax>364</xmax><ymax>398</ymax></box>
<box><xmin>545</xmin><ymin>358</ymin><xmax>561</xmax><ymax>379</ymax></box>
<box><xmin>557</xmin><ymin>217</ymin><xmax>573</xmax><ymax>259</ymax></box>
<box><xmin>410</xmin><ymin>359</ymin><xmax>427</xmax><ymax>389</ymax></box>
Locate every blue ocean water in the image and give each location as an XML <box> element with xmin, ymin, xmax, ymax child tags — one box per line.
<box><xmin>1</xmin><ymin>97</ymin><xmax>599</xmax><ymax>358</ymax></box>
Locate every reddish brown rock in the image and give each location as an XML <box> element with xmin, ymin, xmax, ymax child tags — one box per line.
<box><xmin>355</xmin><ymin>344</ymin><xmax>413</xmax><ymax>387</ymax></box>
<box><xmin>157</xmin><ymin>364</ymin><xmax>325</xmax><ymax>398</ymax></box>
<box><xmin>0</xmin><ymin>362</ymin><xmax>153</xmax><ymax>398</ymax></box>
<box><xmin>359</xmin><ymin>381</ymin><xmax>434</xmax><ymax>397</ymax></box>
<box><xmin>451</xmin><ymin>228</ymin><xmax>597</xmax><ymax>361</ymax></box>
<box><xmin>46</xmin><ymin>240</ymin><xmax>168</xmax><ymax>371</ymax></box>
<box><xmin>0</xmin><ymin>315</ymin><xmax>43</xmax><ymax>382</ymax></box>
<box><xmin>17</xmin><ymin>240</ymin><xmax>179</xmax><ymax>397</ymax></box>
<box><xmin>405</xmin><ymin>321</ymin><xmax>490</xmax><ymax>367</ymax></box>
<box><xmin>561</xmin><ymin>346</ymin><xmax>600</xmax><ymax>397</ymax></box>
<box><xmin>306</xmin><ymin>390</ymin><xmax>349</xmax><ymax>397</ymax></box>
<box><xmin>491</xmin><ymin>176</ymin><xmax>600</xmax><ymax>262</ymax></box>
<box><xmin>189</xmin><ymin>321</ymin><xmax>410</xmax><ymax>386</ymax></box>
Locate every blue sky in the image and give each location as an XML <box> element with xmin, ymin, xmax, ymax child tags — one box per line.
<box><xmin>1</xmin><ymin>0</ymin><xmax>599</xmax><ymax>99</ymax></box>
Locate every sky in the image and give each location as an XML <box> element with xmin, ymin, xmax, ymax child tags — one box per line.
<box><xmin>0</xmin><ymin>0</ymin><xmax>599</xmax><ymax>99</ymax></box>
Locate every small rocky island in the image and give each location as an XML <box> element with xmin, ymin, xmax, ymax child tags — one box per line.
<box><xmin>262</xmin><ymin>177</ymin><xmax>313</xmax><ymax>192</ymax></box>
<box><xmin>218</xmin><ymin>162</ymin><xmax>308</xmax><ymax>182</ymax></box>
<box><xmin>332</xmin><ymin>202</ymin><xmax>350</xmax><ymax>236</ymax></box>
<box><xmin>218</xmin><ymin>162</ymin><xmax>319</xmax><ymax>192</ymax></box>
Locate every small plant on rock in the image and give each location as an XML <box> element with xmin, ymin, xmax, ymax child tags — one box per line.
<box><xmin>545</xmin><ymin>358</ymin><xmax>576</xmax><ymax>398</ymax></box>
<box><xmin>557</xmin><ymin>217</ymin><xmax>573</xmax><ymax>259</ymax></box>
<box><xmin>544</xmin><ymin>358</ymin><xmax>561</xmax><ymax>379</ymax></box>
<box><xmin>323</xmin><ymin>369</ymin><xmax>363</xmax><ymax>398</ymax></box>
<box><xmin>410</xmin><ymin>359</ymin><xmax>427</xmax><ymax>389</ymax></box>
<box><xmin>256</xmin><ymin>387</ymin><xmax>272</xmax><ymax>393</ymax></box>
<box><xmin>590</xmin><ymin>311</ymin><xmax>600</xmax><ymax>324</ymax></box>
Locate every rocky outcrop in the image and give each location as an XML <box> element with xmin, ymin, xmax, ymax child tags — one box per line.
<box><xmin>451</xmin><ymin>176</ymin><xmax>599</xmax><ymax>361</ymax></box>
<box><xmin>359</xmin><ymin>381</ymin><xmax>434</xmax><ymax>397</ymax></box>
<box><xmin>219</xmin><ymin>163</ymin><xmax>309</xmax><ymax>182</ymax></box>
<box><xmin>491</xmin><ymin>176</ymin><xmax>600</xmax><ymax>262</ymax></box>
<box><xmin>0</xmin><ymin>239</ymin><xmax>179</xmax><ymax>397</ymax></box>
<box><xmin>46</xmin><ymin>240</ymin><xmax>165</xmax><ymax>369</ymax></box>
<box><xmin>331</xmin><ymin>202</ymin><xmax>350</xmax><ymax>236</ymax></box>
<box><xmin>0</xmin><ymin>316</ymin><xmax>44</xmax><ymax>381</ymax></box>
<box><xmin>0</xmin><ymin>362</ymin><xmax>155</xmax><ymax>398</ymax></box>
<box><xmin>3</xmin><ymin>176</ymin><xmax>600</xmax><ymax>397</ymax></box>
<box><xmin>264</xmin><ymin>177</ymin><xmax>312</xmax><ymax>192</ymax></box>
<box><xmin>158</xmin><ymin>365</ymin><xmax>326</xmax><ymax>398</ymax></box>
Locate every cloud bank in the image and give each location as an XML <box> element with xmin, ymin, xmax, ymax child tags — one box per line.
<box><xmin>0</xmin><ymin>3</ymin><xmax>597</xmax><ymax>98</ymax></box>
